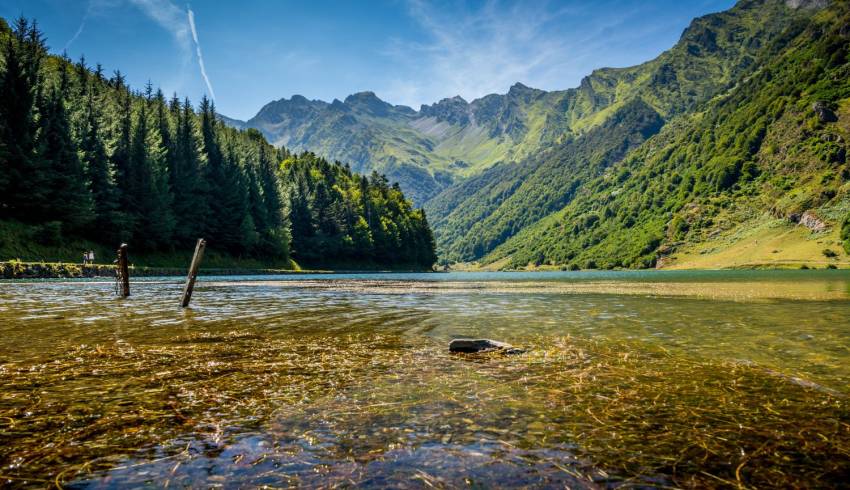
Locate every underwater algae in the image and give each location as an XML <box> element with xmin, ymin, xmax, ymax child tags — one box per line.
<box><xmin>1</xmin><ymin>328</ymin><xmax>847</xmax><ymax>488</ymax></box>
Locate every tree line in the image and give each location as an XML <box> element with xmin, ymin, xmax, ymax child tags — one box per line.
<box><xmin>284</xmin><ymin>153</ymin><xmax>436</xmax><ymax>267</ymax></box>
<box><xmin>0</xmin><ymin>18</ymin><xmax>436</xmax><ymax>268</ymax></box>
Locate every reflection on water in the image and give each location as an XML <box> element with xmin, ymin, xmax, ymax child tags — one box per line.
<box><xmin>0</xmin><ymin>271</ymin><xmax>849</xmax><ymax>487</ymax></box>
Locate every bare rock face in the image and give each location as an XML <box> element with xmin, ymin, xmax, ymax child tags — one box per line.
<box><xmin>449</xmin><ymin>338</ymin><xmax>524</xmax><ymax>354</ymax></box>
<box><xmin>786</xmin><ymin>0</ymin><xmax>829</xmax><ymax>10</ymax></box>
<box><xmin>799</xmin><ymin>211</ymin><xmax>829</xmax><ymax>232</ymax></box>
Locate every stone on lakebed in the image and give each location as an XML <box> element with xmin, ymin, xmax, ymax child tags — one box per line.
<box><xmin>449</xmin><ymin>338</ymin><xmax>524</xmax><ymax>354</ymax></box>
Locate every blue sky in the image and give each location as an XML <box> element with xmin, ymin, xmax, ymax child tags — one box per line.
<box><xmin>2</xmin><ymin>0</ymin><xmax>736</xmax><ymax>120</ymax></box>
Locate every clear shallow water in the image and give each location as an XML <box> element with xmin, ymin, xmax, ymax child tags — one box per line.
<box><xmin>1</xmin><ymin>271</ymin><xmax>849</xmax><ymax>487</ymax></box>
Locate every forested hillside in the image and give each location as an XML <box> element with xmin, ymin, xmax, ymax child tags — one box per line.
<box><xmin>283</xmin><ymin>153</ymin><xmax>436</xmax><ymax>267</ymax></box>
<box><xmin>227</xmin><ymin>0</ymin><xmax>849</xmax><ymax>269</ymax></box>
<box><xmin>0</xmin><ymin>18</ymin><xmax>435</xmax><ymax>269</ymax></box>
<box><xmin>487</xmin><ymin>0</ymin><xmax>850</xmax><ymax>269</ymax></box>
<box><xmin>426</xmin><ymin>100</ymin><xmax>664</xmax><ymax>261</ymax></box>
<box><xmin>424</xmin><ymin>0</ymin><xmax>818</xmax><ymax>263</ymax></box>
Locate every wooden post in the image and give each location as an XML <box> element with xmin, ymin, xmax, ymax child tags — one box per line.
<box><xmin>181</xmin><ymin>238</ymin><xmax>206</xmax><ymax>308</ymax></box>
<box><xmin>117</xmin><ymin>243</ymin><xmax>130</xmax><ymax>297</ymax></box>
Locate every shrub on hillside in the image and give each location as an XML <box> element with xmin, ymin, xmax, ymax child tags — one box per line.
<box><xmin>841</xmin><ymin>214</ymin><xmax>850</xmax><ymax>254</ymax></box>
<box><xmin>33</xmin><ymin>222</ymin><xmax>62</xmax><ymax>246</ymax></box>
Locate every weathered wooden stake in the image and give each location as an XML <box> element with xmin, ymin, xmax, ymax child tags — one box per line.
<box><xmin>117</xmin><ymin>243</ymin><xmax>130</xmax><ymax>297</ymax></box>
<box><xmin>181</xmin><ymin>238</ymin><xmax>206</xmax><ymax>308</ymax></box>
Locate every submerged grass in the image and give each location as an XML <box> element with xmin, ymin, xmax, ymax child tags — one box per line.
<box><xmin>1</xmin><ymin>328</ymin><xmax>847</xmax><ymax>488</ymax></box>
<box><xmin>0</xmin><ymin>331</ymin><xmax>414</xmax><ymax>487</ymax></box>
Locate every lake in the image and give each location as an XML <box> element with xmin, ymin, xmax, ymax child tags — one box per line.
<box><xmin>1</xmin><ymin>270</ymin><xmax>849</xmax><ymax>487</ymax></box>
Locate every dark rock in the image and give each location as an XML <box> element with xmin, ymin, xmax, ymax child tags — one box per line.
<box><xmin>449</xmin><ymin>338</ymin><xmax>524</xmax><ymax>354</ymax></box>
<box><xmin>419</xmin><ymin>96</ymin><xmax>470</xmax><ymax>126</ymax></box>
<box><xmin>812</xmin><ymin>101</ymin><xmax>838</xmax><ymax>123</ymax></box>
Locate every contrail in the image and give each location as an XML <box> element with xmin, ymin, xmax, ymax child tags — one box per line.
<box><xmin>63</xmin><ymin>4</ymin><xmax>92</xmax><ymax>52</ymax></box>
<box><xmin>187</xmin><ymin>5</ymin><xmax>216</xmax><ymax>102</ymax></box>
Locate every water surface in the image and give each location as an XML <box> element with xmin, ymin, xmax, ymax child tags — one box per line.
<box><xmin>1</xmin><ymin>271</ymin><xmax>848</xmax><ymax>487</ymax></box>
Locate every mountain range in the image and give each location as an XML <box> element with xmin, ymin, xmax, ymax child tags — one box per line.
<box><xmin>224</xmin><ymin>0</ymin><xmax>850</xmax><ymax>269</ymax></box>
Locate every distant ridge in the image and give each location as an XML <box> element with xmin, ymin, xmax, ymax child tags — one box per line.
<box><xmin>222</xmin><ymin>0</ymin><xmax>850</xmax><ymax>269</ymax></box>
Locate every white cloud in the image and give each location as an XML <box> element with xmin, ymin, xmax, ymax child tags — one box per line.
<box><xmin>128</xmin><ymin>0</ymin><xmax>191</xmax><ymax>53</ymax></box>
<box><xmin>123</xmin><ymin>0</ymin><xmax>216</xmax><ymax>102</ymax></box>
<box><xmin>377</xmin><ymin>0</ymin><xmax>575</xmax><ymax>106</ymax></box>
<box><xmin>379</xmin><ymin>0</ymin><xmax>671</xmax><ymax>107</ymax></box>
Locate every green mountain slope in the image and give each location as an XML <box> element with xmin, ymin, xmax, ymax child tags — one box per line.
<box><xmin>223</xmin><ymin>0</ymin><xmax>847</xmax><ymax>269</ymax></box>
<box><xmin>228</xmin><ymin>0</ymin><xmax>817</xmax><ymax>261</ymax></box>
<box><xmin>424</xmin><ymin>0</ymin><xmax>811</xmax><ymax>262</ymax></box>
<box><xmin>427</xmin><ymin>100</ymin><xmax>663</xmax><ymax>261</ymax></box>
<box><xmin>485</xmin><ymin>1</ymin><xmax>850</xmax><ymax>269</ymax></box>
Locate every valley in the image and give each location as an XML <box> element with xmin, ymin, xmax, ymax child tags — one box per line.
<box><xmin>224</xmin><ymin>0</ymin><xmax>850</xmax><ymax>270</ymax></box>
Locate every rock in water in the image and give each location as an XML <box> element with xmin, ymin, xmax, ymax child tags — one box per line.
<box><xmin>449</xmin><ymin>338</ymin><xmax>524</xmax><ymax>354</ymax></box>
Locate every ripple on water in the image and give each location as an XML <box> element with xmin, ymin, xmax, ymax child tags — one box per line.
<box><xmin>0</xmin><ymin>273</ymin><xmax>848</xmax><ymax>487</ymax></box>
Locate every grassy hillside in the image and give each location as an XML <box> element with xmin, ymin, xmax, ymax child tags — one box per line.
<box><xmin>235</xmin><ymin>0</ymin><xmax>796</xmax><ymax>207</ymax></box>
<box><xmin>424</xmin><ymin>0</ymin><xmax>813</xmax><ymax>262</ymax></box>
<box><xmin>485</xmin><ymin>1</ymin><xmax>850</xmax><ymax>270</ymax></box>
<box><xmin>426</xmin><ymin>100</ymin><xmax>664</xmax><ymax>262</ymax></box>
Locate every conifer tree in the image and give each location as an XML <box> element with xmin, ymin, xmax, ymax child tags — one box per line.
<box><xmin>128</xmin><ymin>91</ymin><xmax>174</xmax><ymax>248</ymax></box>
<box><xmin>170</xmin><ymin>98</ymin><xmax>208</xmax><ymax>245</ymax></box>
<box><xmin>199</xmin><ymin>96</ymin><xmax>225</xmax><ymax>239</ymax></box>
<box><xmin>0</xmin><ymin>18</ymin><xmax>46</xmax><ymax>219</ymax></box>
<box><xmin>38</xmin><ymin>63</ymin><xmax>92</xmax><ymax>230</ymax></box>
<box><xmin>80</xmin><ymin>77</ymin><xmax>119</xmax><ymax>238</ymax></box>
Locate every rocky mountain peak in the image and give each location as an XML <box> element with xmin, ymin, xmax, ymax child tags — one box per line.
<box><xmin>329</xmin><ymin>98</ymin><xmax>350</xmax><ymax>112</ymax></box>
<box><xmin>507</xmin><ymin>82</ymin><xmax>545</xmax><ymax>104</ymax></box>
<box><xmin>344</xmin><ymin>91</ymin><xmax>380</xmax><ymax>103</ymax></box>
<box><xmin>343</xmin><ymin>91</ymin><xmax>394</xmax><ymax>116</ymax></box>
<box><xmin>419</xmin><ymin>95</ymin><xmax>470</xmax><ymax>125</ymax></box>
<box><xmin>508</xmin><ymin>82</ymin><xmax>531</xmax><ymax>93</ymax></box>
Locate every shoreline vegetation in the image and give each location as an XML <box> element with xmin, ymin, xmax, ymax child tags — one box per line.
<box><xmin>0</xmin><ymin>259</ymin><xmax>436</xmax><ymax>280</ymax></box>
<box><xmin>450</xmin><ymin>261</ymin><xmax>848</xmax><ymax>272</ymax></box>
<box><xmin>3</xmin><ymin>257</ymin><xmax>848</xmax><ymax>280</ymax></box>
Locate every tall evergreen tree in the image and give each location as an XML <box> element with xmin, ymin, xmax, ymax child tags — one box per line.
<box><xmin>108</xmin><ymin>70</ymin><xmax>135</xmax><ymax>239</ymax></box>
<box><xmin>170</xmin><ymin>97</ymin><xmax>208</xmax><ymax>245</ymax></box>
<box><xmin>0</xmin><ymin>18</ymin><xmax>47</xmax><ymax>219</ymax></box>
<box><xmin>128</xmin><ymin>92</ymin><xmax>174</xmax><ymax>248</ymax></box>
<box><xmin>216</xmin><ymin>142</ymin><xmax>249</xmax><ymax>254</ymax></box>
<box><xmin>37</xmin><ymin>63</ymin><xmax>92</xmax><ymax>230</ymax></box>
<box><xmin>199</xmin><ymin>96</ymin><xmax>224</xmax><ymax>239</ymax></box>
<box><xmin>80</xmin><ymin>77</ymin><xmax>118</xmax><ymax>238</ymax></box>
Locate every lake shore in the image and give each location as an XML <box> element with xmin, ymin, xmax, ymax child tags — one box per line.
<box><xmin>0</xmin><ymin>260</ymin><xmax>435</xmax><ymax>279</ymax></box>
<box><xmin>4</xmin><ymin>258</ymin><xmax>849</xmax><ymax>280</ymax></box>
